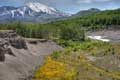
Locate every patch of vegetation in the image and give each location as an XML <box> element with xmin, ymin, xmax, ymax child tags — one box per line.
<box><xmin>0</xmin><ymin>22</ymin><xmax>85</xmax><ymax>42</ymax></box>
<box><xmin>56</xmin><ymin>39</ymin><xmax>114</xmax><ymax>56</ymax></box>
<box><xmin>52</xmin><ymin>51</ymin><xmax>62</xmax><ymax>59</ymax></box>
<box><xmin>0</xmin><ymin>30</ymin><xmax>13</xmax><ymax>32</ymax></box>
<box><xmin>33</xmin><ymin>57</ymin><xmax>77</xmax><ymax>80</ymax></box>
<box><xmin>60</xmin><ymin>25</ymin><xmax>85</xmax><ymax>41</ymax></box>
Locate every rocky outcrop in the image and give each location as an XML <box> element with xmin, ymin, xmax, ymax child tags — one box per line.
<box><xmin>0</xmin><ymin>39</ymin><xmax>13</xmax><ymax>61</ymax></box>
<box><xmin>0</xmin><ymin>30</ymin><xmax>17</xmax><ymax>38</ymax></box>
<box><xmin>0</xmin><ymin>30</ymin><xmax>27</xmax><ymax>62</ymax></box>
<box><xmin>9</xmin><ymin>37</ymin><xmax>27</xmax><ymax>49</ymax></box>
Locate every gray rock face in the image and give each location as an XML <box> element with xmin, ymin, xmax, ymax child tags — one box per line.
<box><xmin>0</xmin><ymin>31</ymin><xmax>17</xmax><ymax>38</ymax></box>
<box><xmin>0</xmin><ymin>31</ymin><xmax>27</xmax><ymax>49</ymax></box>
<box><xmin>0</xmin><ymin>31</ymin><xmax>27</xmax><ymax>62</ymax></box>
<box><xmin>9</xmin><ymin>38</ymin><xmax>27</xmax><ymax>49</ymax></box>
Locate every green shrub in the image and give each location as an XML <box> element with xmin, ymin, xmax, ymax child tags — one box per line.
<box><xmin>60</xmin><ymin>26</ymin><xmax>85</xmax><ymax>42</ymax></box>
<box><xmin>52</xmin><ymin>51</ymin><xmax>61</xmax><ymax>59</ymax></box>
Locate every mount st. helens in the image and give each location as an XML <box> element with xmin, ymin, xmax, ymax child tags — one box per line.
<box><xmin>0</xmin><ymin>2</ymin><xmax>69</xmax><ymax>23</ymax></box>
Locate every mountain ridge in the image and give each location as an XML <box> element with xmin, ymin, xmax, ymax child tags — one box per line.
<box><xmin>0</xmin><ymin>2</ymin><xmax>69</xmax><ymax>23</ymax></box>
<box><xmin>73</xmin><ymin>8</ymin><xmax>101</xmax><ymax>17</ymax></box>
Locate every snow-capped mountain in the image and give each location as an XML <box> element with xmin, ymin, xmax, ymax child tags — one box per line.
<box><xmin>26</xmin><ymin>2</ymin><xmax>57</xmax><ymax>14</ymax></box>
<box><xmin>0</xmin><ymin>2</ymin><xmax>69</xmax><ymax>23</ymax></box>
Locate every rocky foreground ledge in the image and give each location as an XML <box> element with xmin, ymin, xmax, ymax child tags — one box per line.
<box><xmin>0</xmin><ymin>30</ymin><xmax>63</xmax><ymax>80</ymax></box>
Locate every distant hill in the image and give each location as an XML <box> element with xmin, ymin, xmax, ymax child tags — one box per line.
<box><xmin>48</xmin><ymin>8</ymin><xmax>120</xmax><ymax>30</ymax></box>
<box><xmin>73</xmin><ymin>8</ymin><xmax>101</xmax><ymax>17</ymax></box>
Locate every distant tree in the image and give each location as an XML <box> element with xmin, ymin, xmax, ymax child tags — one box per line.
<box><xmin>60</xmin><ymin>25</ymin><xmax>85</xmax><ymax>41</ymax></box>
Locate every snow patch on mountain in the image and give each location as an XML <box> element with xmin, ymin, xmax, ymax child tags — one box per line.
<box><xmin>11</xmin><ymin>10</ymin><xmax>15</xmax><ymax>18</ymax></box>
<box><xmin>26</xmin><ymin>2</ymin><xmax>57</xmax><ymax>14</ymax></box>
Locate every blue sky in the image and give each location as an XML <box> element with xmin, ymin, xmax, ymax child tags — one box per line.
<box><xmin>0</xmin><ymin>0</ymin><xmax>120</xmax><ymax>14</ymax></box>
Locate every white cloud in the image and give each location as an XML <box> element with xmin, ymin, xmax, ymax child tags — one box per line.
<box><xmin>77</xmin><ymin>0</ymin><xmax>111</xmax><ymax>3</ymax></box>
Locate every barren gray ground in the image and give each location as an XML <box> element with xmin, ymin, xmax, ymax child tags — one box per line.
<box><xmin>0</xmin><ymin>39</ymin><xmax>63</xmax><ymax>80</ymax></box>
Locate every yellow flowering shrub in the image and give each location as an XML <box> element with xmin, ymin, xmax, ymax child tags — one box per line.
<box><xmin>33</xmin><ymin>57</ymin><xmax>76</xmax><ymax>80</ymax></box>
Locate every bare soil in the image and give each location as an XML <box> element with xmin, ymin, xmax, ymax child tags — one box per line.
<box><xmin>0</xmin><ymin>39</ymin><xmax>63</xmax><ymax>80</ymax></box>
